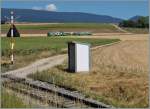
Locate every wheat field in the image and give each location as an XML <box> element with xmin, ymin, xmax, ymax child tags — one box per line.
<box><xmin>89</xmin><ymin>40</ymin><xmax>148</xmax><ymax>107</ymax></box>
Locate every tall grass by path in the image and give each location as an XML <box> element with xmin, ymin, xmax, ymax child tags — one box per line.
<box><xmin>1</xmin><ymin>87</ymin><xmax>28</xmax><ymax>108</ymax></box>
<box><xmin>29</xmin><ymin>62</ymin><xmax>148</xmax><ymax>108</ymax></box>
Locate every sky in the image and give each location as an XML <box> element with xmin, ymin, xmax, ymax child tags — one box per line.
<box><xmin>2</xmin><ymin>0</ymin><xmax>149</xmax><ymax>19</ymax></box>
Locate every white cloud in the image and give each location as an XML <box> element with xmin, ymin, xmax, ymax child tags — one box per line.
<box><xmin>32</xmin><ymin>4</ymin><xmax>57</xmax><ymax>11</ymax></box>
<box><xmin>45</xmin><ymin>4</ymin><xmax>57</xmax><ymax>11</ymax></box>
<box><xmin>32</xmin><ymin>6</ymin><xmax>43</xmax><ymax>10</ymax></box>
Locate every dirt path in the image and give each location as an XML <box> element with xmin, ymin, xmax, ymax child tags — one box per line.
<box><xmin>3</xmin><ymin>54</ymin><xmax>67</xmax><ymax>78</ymax></box>
<box><xmin>111</xmin><ymin>24</ymin><xmax>129</xmax><ymax>33</ymax></box>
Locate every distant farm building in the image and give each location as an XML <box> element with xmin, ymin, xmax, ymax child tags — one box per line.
<box><xmin>68</xmin><ymin>42</ymin><xmax>91</xmax><ymax>72</ymax></box>
<box><xmin>72</xmin><ymin>32</ymin><xmax>92</xmax><ymax>36</ymax></box>
<box><xmin>47</xmin><ymin>31</ymin><xmax>92</xmax><ymax>37</ymax></box>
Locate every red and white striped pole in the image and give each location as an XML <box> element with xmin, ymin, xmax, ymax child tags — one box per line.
<box><xmin>10</xmin><ymin>11</ymin><xmax>14</xmax><ymax>64</ymax></box>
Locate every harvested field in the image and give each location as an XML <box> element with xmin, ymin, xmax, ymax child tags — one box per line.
<box><xmin>123</xmin><ymin>27</ymin><xmax>149</xmax><ymax>34</ymax></box>
<box><xmin>91</xmin><ymin>34</ymin><xmax>148</xmax><ymax>41</ymax></box>
<box><xmin>90</xmin><ymin>40</ymin><xmax>148</xmax><ymax>107</ymax></box>
<box><xmin>30</xmin><ymin>40</ymin><xmax>149</xmax><ymax>107</ymax></box>
<box><xmin>92</xmin><ymin>40</ymin><xmax>148</xmax><ymax>72</ymax></box>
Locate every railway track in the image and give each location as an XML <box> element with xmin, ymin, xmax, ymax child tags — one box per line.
<box><xmin>2</xmin><ymin>74</ymin><xmax>112</xmax><ymax>108</ymax></box>
<box><xmin>3</xmin><ymin>80</ymin><xmax>86</xmax><ymax>108</ymax></box>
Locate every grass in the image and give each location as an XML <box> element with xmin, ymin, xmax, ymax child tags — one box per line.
<box><xmin>1</xmin><ymin>23</ymin><xmax>122</xmax><ymax>33</ymax></box>
<box><xmin>123</xmin><ymin>27</ymin><xmax>149</xmax><ymax>34</ymax></box>
<box><xmin>2</xmin><ymin>23</ymin><xmax>116</xmax><ymax>29</ymax></box>
<box><xmin>1</xmin><ymin>37</ymin><xmax>120</xmax><ymax>72</ymax></box>
<box><xmin>1</xmin><ymin>37</ymin><xmax>119</xmax><ymax>56</ymax></box>
<box><xmin>29</xmin><ymin>63</ymin><xmax>148</xmax><ymax>108</ymax></box>
<box><xmin>1</xmin><ymin>87</ymin><xmax>28</xmax><ymax>108</ymax></box>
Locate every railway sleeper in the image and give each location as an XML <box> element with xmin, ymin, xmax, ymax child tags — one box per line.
<box><xmin>2</xmin><ymin>75</ymin><xmax>112</xmax><ymax>108</ymax></box>
<box><xmin>3</xmin><ymin>81</ymin><xmax>87</xmax><ymax>108</ymax></box>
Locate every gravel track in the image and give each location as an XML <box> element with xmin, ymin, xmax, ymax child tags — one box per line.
<box><xmin>3</xmin><ymin>54</ymin><xmax>67</xmax><ymax>78</ymax></box>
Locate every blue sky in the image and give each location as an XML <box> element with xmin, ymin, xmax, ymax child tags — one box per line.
<box><xmin>2</xmin><ymin>0</ymin><xmax>149</xmax><ymax>19</ymax></box>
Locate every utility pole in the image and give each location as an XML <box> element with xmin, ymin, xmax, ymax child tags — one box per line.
<box><xmin>10</xmin><ymin>11</ymin><xmax>14</xmax><ymax>64</ymax></box>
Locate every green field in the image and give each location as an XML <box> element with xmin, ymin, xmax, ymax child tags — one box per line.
<box><xmin>2</xmin><ymin>23</ymin><xmax>117</xmax><ymax>30</ymax></box>
<box><xmin>1</xmin><ymin>23</ymin><xmax>123</xmax><ymax>33</ymax></box>
<box><xmin>1</xmin><ymin>37</ymin><xmax>120</xmax><ymax>72</ymax></box>
<box><xmin>1</xmin><ymin>37</ymin><xmax>120</xmax><ymax>56</ymax></box>
<box><xmin>2</xmin><ymin>23</ymin><xmax>148</xmax><ymax>34</ymax></box>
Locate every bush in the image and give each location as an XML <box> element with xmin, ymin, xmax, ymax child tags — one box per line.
<box><xmin>119</xmin><ymin>16</ymin><xmax>149</xmax><ymax>28</ymax></box>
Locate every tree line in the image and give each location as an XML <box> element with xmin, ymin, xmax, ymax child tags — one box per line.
<box><xmin>119</xmin><ymin>16</ymin><xmax>149</xmax><ymax>28</ymax></box>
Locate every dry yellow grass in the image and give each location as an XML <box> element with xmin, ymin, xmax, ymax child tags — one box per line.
<box><xmin>30</xmin><ymin>40</ymin><xmax>148</xmax><ymax>107</ymax></box>
<box><xmin>87</xmin><ymin>34</ymin><xmax>148</xmax><ymax>41</ymax></box>
<box><xmin>87</xmin><ymin>40</ymin><xmax>148</xmax><ymax>107</ymax></box>
<box><xmin>92</xmin><ymin>40</ymin><xmax>148</xmax><ymax>72</ymax></box>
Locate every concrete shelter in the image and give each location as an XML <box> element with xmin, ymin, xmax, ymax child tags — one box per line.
<box><xmin>68</xmin><ymin>41</ymin><xmax>91</xmax><ymax>72</ymax></box>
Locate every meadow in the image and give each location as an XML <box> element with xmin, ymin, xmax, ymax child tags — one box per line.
<box><xmin>2</xmin><ymin>23</ymin><xmax>116</xmax><ymax>29</ymax></box>
<box><xmin>1</xmin><ymin>23</ymin><xmax>122</xmax><ymax>33</ymax></box>
<box><xmin>2</xmin><ymin>23</ymin><xmax>149</xmax><ymax>34</ymax></box>
<box><xmin>1</xmin><ymin>37</ymin><xmax>120</xmax><ymax>72</ymax></box>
